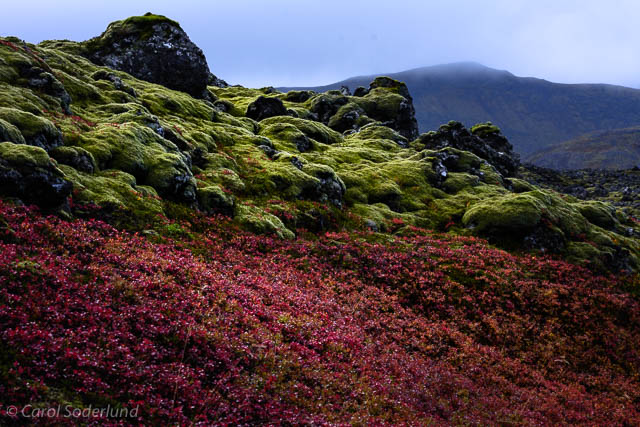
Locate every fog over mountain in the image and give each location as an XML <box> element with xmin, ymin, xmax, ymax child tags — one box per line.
<box><xmin>3</xmin><ymin>0</ymin><xmax>640</xmax><ymax>89</ymax></box>
<box><xmin>282</xmin><ymin>62</ymin><xmax>640</xmax><ymax>156</ymax></box>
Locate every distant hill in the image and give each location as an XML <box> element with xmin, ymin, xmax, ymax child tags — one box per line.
<box><xmin>526</xmin><ymin>127</ymin><xmax>640</xmax><ymax>170</ymax></box>
<box><xmin>280</xmin><ymin>62</ymin><xmax>640</xmax><ymax>156</ymax></box>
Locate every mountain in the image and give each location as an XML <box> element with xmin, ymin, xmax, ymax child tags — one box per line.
<box><xmin>280</xmin><ymin>62</ymin><xmax>640</xmax><ymax>156</ymax></box>
<box><xmin>526</xmin><ymin>127</ymin><xmax>640</xmax><ymax>170</ymax></box>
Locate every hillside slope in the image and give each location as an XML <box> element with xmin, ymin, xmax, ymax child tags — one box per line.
<box><xmin>1</xmin><ymin>201</ymin><xmax>639</xmax><ymax>425</ymax></box>
<box><xmin>281</xmin><ymin>62</ymin><xmax>640</xmax><ymax>156</ymax></box>
<box><xmin>0</xmin><ymin>15</ymin><xmax>638</xmax><ymax>273</ymax></box>
<box><xmin>527</xmin><ymin>127</ymin><xmax>640</xmax><ymax>170</ymax></box>
<box><xmin>0</xmin><ymin>13</ymin><xmax>640</xmax><ymax>425</ymax></box>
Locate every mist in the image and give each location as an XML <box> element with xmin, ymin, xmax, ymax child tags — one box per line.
<box><xmin>3</xmin><ymin>0</ymin><xmax>639</xmax><ymax>88</ymax></box>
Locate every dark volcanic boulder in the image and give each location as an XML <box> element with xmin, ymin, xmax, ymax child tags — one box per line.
<box><xmin>207</xmin><ymin>73</ymin><xmax>229</xmax><ymax>88</ymax></box>
<box><xmin>309</xmin><ymin>93</ymin><xmax>349</xmax><ymax>123</ymax></box>
<box><xmin>0</xmin><ymin>142</ymin><xmax>72</xmax><ymax>209</ymax></box>
<box><xmin>365</xmin><ymin>77</ymin><xmax>419</xmax><ymax>140</ymax></box>
<box><xmin>49</xmin><ymin>146</ymin><xmax>96</xmax><ymax>173</ymax></box>
<box><xmin>415</xmin><ymin>121</ymin><xmax>520</xmax><ymax>177</ymax></box>
<box><xmin>84</xmin><ymin>13</ymin><xmax>211</xmax><ymax>98</ymax></box>
<box><xmin>246</xmin><ymin>96</ymin><xmax>288</xmax><ymax>121</ymax></box>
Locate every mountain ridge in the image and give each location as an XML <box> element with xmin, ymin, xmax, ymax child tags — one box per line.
<box><xmin>280</xmin><ymin>62</ymin><xmax>640</xmax><ymax>157</ymax></box>
<box><xmin>527</xmin><ymin>126</ymin><xmax>640</xmax><ymax>170</ymax></box>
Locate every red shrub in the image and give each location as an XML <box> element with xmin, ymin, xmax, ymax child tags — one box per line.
<box><xmin>0</xmin><ymin>201</ymin><xmax>638</xmax><ymax>425</ymax></box>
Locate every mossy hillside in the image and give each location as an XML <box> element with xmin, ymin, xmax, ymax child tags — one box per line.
<box><xmin>1</xmin><ymin>31</ymin><xmax>640</xmax><ymax>271</ymax></box>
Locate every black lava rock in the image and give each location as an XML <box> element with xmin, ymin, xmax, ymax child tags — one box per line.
<box><xmin>416</xmin><ymin>121</ymin><xmax>520</xmax><ymax>177</ymax></box>
<box><xmin>84</xmin><ymin>13</ymin><xmax>211</xmax><ymax>98</ymax></box>
<box><xmin>246</xmin><ymin>96</ymin><xmax>287</xmax><ymax>121</ymax></box>
<box><xmin>0</xmin><ymin>143</ymin><xmax>72</xmax><ymax>210</ymax></box>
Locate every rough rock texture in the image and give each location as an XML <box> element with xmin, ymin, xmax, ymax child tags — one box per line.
<box><xmin>306</xmin><ymin>77</ymin><xmax>419</xmax><ymax>140</ymax></box>
<box><xmin>367</xmin><ymin>77</ymin><xmax>419</xmax><ymax>140</ymax></box>
<box><xmin>49</xmin><ymin>146</ymin><xmax>96</xmax><ymax>173</ymax></box>
<box><xmin>91</xmin><ymin>70</ymin><xmax>137</xmax><ymax>97</ymax></box>
<box><xmin>0</xmin><ymin>108</ymin><xmax>63</xmax><ymax>151</ymax></box>
<box><xmin>0</xmin><ymin>142</ymin><xmax>72</xmax><ymax>209</ymax></box>
<box><xmin>309</xmin><ymin>93</ymin><xmax>349</xmax><ymax>123</ymax></box>
<box><xmin>520</xmin><ymin>164</ymin><xmax>640</xmax><ymax>218</ymax></box>
<box><xmin>208</xmin><ymin>73</ymin><xmax>229</xmax><ymax>88</ymax></box>
<box><xmin>84</xmin><ymin>13</ymin><xmax>211</xmax><ymax>98</ymax></box>
<box><xmin>246</xmin><ymin>96</ymin><xmax>288</xmax><ymax>121</ymax></box>
<box><xmin>414</xmin><ymin>121</ymin><xmax>520</xmax><ymax>177</ymax></box>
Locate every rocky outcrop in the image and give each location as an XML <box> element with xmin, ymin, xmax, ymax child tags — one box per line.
<box><xmin>246</xmin><ymin>96</ymin><xmax>288</xmax><ymax>121</ymax></box>
<box><xmin>360</xmin><ymin>77</ymin><xmax>419</xmax><ymax>140</ymax></box>
<box><xmin>208</xmin><ymin>73</ymin><xmax>229</xmax><ymax>88</ymax></box>
<box><xmin>414</xmin><ymin>121</ymin><xmax>520</xmax><ymax>177</ymax></box>
<box><xmin>307</xmin><ymin>77</ymin><xmax>419</xmax><ymax>140</ymax></box>
<box><xmin>83</xmin><ymin>13</ymin><xmax>211</xmax><ymax>98</ymax></box>
<box><xmin>0</xmin><ymin>142</ymin><xmax>72</xmax><ymax>210</ymax></box>
<box><xmin>0</xmin><ymin>108</ymin><xmax>63</xmax><ymax>152</ymax></box>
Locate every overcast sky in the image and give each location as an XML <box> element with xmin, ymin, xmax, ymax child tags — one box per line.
<box><xmin>3</xmin><ymin>1</ymin><xmax>639</xmax><ymax>88</ymax></box>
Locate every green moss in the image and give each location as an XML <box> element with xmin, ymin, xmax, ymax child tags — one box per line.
<box><xmin>576</xmin><ymin>201</ymin><xmax>618</xmax><ymax>229</ymax></box>
<box><xmin>260</xmin><ymin>116</ymin><xmax>343</xmax><ymax>145</ymax></box>
<box><xmin>139</xmin><ymin>87</ymin><xmax>212</xmax><ymax>121</ymax></box>
<box><xmin>121</xmin><ymin>13</ymin><xmax>181</xmax><ymax>30</ymax></box>
<box><xmin>145</xmin><ymin>152</ymin><xmax>195</xmax><ymax>200</ymax></box>
<box><xmin>259</xmin><ymin>122</ymin><xmax>312</xmax><ymax>153</ymax></box>
<box><xmin>0</xmin><ymin>118</ymin><xmax>26</xmax><ymax>145</ymax></box>
<box><xmin>61</xmin><ymin>165</ymin><xmax>164</xmax><ymax>216</ymax></box>
<box><xmin>244</xmin><ymin>154</ymin><xmax>320</xmax><ymax>199</ymax></box>
<box><xmin>442</xmin><ymin>173</ymin><xmax>480</xmax><ymax>194</ymax></box>
<box><xmin>197</xmin><ymin>185</ymin><xmax>234</xmax><ymax>214</ymax></box>
<box><xmin>461</xmin><ymin>189</ymin><xmax>593</xmax><ymax>250</ymax></box>
<box><xmin>54</xmin><ymin>70</ymin><xmax>103</xmax><ymax>106</ymax></box>
<box><xmin>470</xmin><ymin>122</ymin><xmax>501</xmax><ymax>137</ymax></box>
<box><xmin>234</xmin><ymin>204</ymin><xmax>295</xmax><ymax>239</ymax></box>
<box><xmin>0</xmin><ymin>107</ymin><xmax>60</xmax><ymax>148</ymax></box>
<box><xmin>349</xmin><ymin>124</ymin><xmax>407</xmax><ymax>146</ymax></box>
<box><xmin>478</xmin><ymin>163</ymin><xmax>504</xmax><ymax>186</ymax></box>
<box><xmin>1</xmin><ymin>31</ymin><xmax>638</xmax><ymax>271</ymax></box>
<box><xmin>462</xmin><ymin>193</ymin><xmax>546</xmax><ymax>233</ymax></box>
<box><xmin>0</xmin><ymin>141</ymin><xmax>52</xmax><ymax>167</ymax></box>
<box><xmin>49</xmin><ymin>146</ymin><xmax>97</xmax><ymax>172</ymax></box>
<box><xmin>354</xmin><ymin>89</ymin><xmax>406</xmax><ymax>125</ymax></box>
<box><xmin>327</xmin><ymin>103</ymin><xmax>372</xmax><ymax>133</ymax></box>
<box><xmin>508</xmin><ymin>178</ymin><xmax>536</xmax><ymax>193</ymax></box>
<box><xmin>85</xmin><ymin>13</ymin><xmax>181</xmax><ymax>51</ymax></box>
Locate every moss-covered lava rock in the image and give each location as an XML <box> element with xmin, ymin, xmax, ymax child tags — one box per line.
<box><xmin>82</xmin><ymin>13</ymin><xmax>212</xmax><ymax>98</ymax></box>
<box><xmin>0</xmin><ymin>141</ymin><xmax>72</xmax><ymax>209</ymax></box>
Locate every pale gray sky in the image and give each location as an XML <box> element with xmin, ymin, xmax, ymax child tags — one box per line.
<box><xmin>3</xmin><ymin>0</ymin><xmax>639</xmax><ymax>88</ymax></box>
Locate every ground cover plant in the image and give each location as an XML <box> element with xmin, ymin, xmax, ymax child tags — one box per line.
<box><xmin>0</xmin><ymin>201</ymin><xmax>639</xmax><ymax>425</ymax></box>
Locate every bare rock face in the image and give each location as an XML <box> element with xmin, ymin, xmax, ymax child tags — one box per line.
<box><xmin>246</xmin><ymin>96</ymin><xmax>288</xmax><ymax>121</ymax></box>
<box><xmin>0</xmin><ymin>142</ymin><xmax>72</xmax><ymax>210</ymax></box>
<box><xmin>83</xmin><ymin>13</ymin><xmax>211</xmax><ymax>98</ymax></box>
<box><xmin>415</xmin><ymin>121</ymin><xmax>520</xmax><ymax>177</ymax></box>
